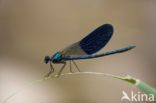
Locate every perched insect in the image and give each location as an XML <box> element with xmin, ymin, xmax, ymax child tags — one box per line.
<box><xmin>44</xmin><ymin>24</ymin><xmax>135</xmax><ymax>77</ymax></box>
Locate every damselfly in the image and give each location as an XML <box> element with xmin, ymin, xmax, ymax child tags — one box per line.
<box><xmin>44</xmin><ymin>24</ymin><xmax>135</xmax><ymax>77</ymax></box>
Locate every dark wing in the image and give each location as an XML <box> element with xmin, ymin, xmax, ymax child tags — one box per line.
<box><xmin>79</xmin><ymin>24</ymin><xmax>113</xmax><ymax>55</ymax></box>
<box><xmin>61</xmin><ymin>24</ymin><xmax>113</xmax><ymax>57</ymax></box>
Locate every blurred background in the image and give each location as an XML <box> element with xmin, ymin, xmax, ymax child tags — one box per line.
<box><xmin>0</xmin><ymin>0</ymin><xmax>156</xmax><ymax>103</ymax></box>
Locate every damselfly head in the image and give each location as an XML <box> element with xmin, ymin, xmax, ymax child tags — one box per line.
<box><xmin>44</xmin><ymin>56</ymin><xmax>50</xmax><ymax>64</ymax></box>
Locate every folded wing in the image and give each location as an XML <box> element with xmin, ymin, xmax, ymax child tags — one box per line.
<box><xmin>61</xmin><ymin>24</ymin><xmax>113</xmax><ymax>57</ymax></box>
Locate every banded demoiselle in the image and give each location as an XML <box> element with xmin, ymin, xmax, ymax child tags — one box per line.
<box><xmin>44</xmin><ymin>24</ymin><xmax>135</xmax><ymax>77</ymax></box>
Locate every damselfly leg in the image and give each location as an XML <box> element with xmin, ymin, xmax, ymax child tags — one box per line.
<box><xmin>44</xmin><ymin>62</ymin><xmax>54</xmax><ymax>77</ymax></box>
<box><xmin>57</xmin><ymin>62</ymin><xmax>66</xmax><ymax>77</ymax></box>
<box><xmin>69</xmin><ymin>60</ymin><xmax>81</xmax><ymax>73</ymax></box>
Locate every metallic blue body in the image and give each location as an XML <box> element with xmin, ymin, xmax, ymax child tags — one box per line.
<box><xmin>51</xmin><ymin>52</ymin><xmax>61</xmax><ymax>60</ymax></box>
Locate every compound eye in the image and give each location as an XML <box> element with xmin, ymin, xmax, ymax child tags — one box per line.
<box><xmin>44</xmin><ymin>56</ymin><xmax>50</xmax><ymax>64</ymax></box>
